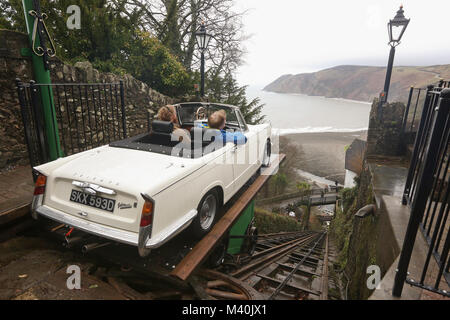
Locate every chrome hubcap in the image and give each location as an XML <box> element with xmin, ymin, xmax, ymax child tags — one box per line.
<box><xmin>200</xmin><ymin>194</ymin><xmax>216</xmax><ymax>230</ymax></box>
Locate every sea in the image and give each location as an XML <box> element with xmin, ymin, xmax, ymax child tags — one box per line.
<box><xmin>246</xmin><ymin>86</ymin><xmax>371</xmax><ymax>135</ymax></box>
<box><xmin>246</xmin><ymin>86</ymin><xmax>372</xmax><ymax>188</ymax></box>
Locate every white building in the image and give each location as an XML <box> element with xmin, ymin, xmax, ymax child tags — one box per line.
<box><xmin>344</xmin><ymin>139</ymin><xmax>366</xmax><ymax>188</ymax></box>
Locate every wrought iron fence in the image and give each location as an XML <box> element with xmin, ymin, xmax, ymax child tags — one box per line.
<box><xmin>402</xmin><ymin>87</ymin><xmax>426</xmax><ymax>136</ymax></box>
<box><xmin>16</xmin><ymin>80</ymin><xmax>127</xmax><ymax>169</ymax></box>
<box><xmin>16</xmin><ymin>79</ymin><xmax>49</xmax><ymax>168</ymax></box>
<box><xmin>439</xmin><ymin>80</ymin><xmax>450</xmax><ymax>88</ymax></box>
<box><xmin>393</xmin><ymin>86</ymin><xmax>450</xmax><ymax>297</ymax></box>
<box><xmin>402</xmin><ymin>81</ymin><xmax>450</xmax><ymax>138</ymax></box>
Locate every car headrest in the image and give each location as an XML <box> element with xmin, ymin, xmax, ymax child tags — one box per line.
<box><xmin>152</xmin><ymin>120</ymin><xmax>174</xmax><ymax>134</ymax></box>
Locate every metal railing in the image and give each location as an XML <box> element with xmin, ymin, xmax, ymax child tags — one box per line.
<box><xmin>393</xmin><ymin>87</ymin><xmax>450</xmax><ymax>297</ymax></box>
<box><xmin>402</xmin><ymin>81</ymin><xmax>450</xmax><ymax>138</ymax></box>
<box><xmin>402</xmin><ymin>87</ymin><xmax>426</xmax><ymax>136</ymax></box>
<box><xmin>256</xmin><ymin>186</ymin><xmax>339</xmax><ymax>205</ymax></box>
<box><xmin>439</xmin><ymin>80</ymin><xmax>450</xmax><ymax>89</ymax></box>
<box><xmin>16</xmin><ymin>80</ymin><xmax>127</xmax><ymax>169</ymax></box>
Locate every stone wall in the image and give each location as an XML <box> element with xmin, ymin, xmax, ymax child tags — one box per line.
<box><xmin>0</xmin><ymin>29</ymin><xmax>173</xmax><ymax>172</ymax></box>
<box><xmin>340</xmin><ymin>162</ymin><xmax>377</xmax><ymax>299</ymax></box>
<box><xmin>332</xmin><ymin>99</ymin><xmax>408</xmax><ymax>299</ymax></box>
<box><xmin>366</xmin><ymin>98</ymin><xmax>406</xmax><ymax>158</ymax></box>
<box><xmin>0</xmin><ymin>30</ymin><xmax>34</xmax><ymax>170</ymax></box>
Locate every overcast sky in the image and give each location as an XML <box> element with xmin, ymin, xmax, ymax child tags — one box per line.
<box><xmin>235</xmin><ymin>0</ymin><xmax>450</xmax><ymax>87</ymax></box>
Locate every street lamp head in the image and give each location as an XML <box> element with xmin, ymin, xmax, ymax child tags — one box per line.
<box><xmin>195</xmin><ymin>22</ymin><xmax>212</xmax><ymax>52</ymax></box>
<box><xmin>388</xmin><ymin>5</ymin><xmax>410</xmax><ymax>46</ymax></box>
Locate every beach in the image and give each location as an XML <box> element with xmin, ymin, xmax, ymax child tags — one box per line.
<box><xmin>280</xmin><ymin>131</ymin><xmax>367</xmax><ymax>185</ymax></box>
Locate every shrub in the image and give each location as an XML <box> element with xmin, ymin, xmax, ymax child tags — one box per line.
<box><xmin>254</xmin><ymin>208</ymin><xmax>302</xmax><ymax>234</ymax></box>
<box><xmin>119</xmin><ymin>31</ymin><xmax>191</xmax><ymax>97</ymax></box>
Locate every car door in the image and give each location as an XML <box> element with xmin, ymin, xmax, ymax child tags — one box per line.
<box><xmin>232</xmin><ymin>110</ymin><xmax>258</xmax><ymax>190</ymax></box>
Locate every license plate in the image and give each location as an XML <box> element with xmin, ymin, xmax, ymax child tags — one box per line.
<box><xmin>69</xmin><ymin>190</ymin><xmax>116</xmax><ymax>213</ymax></box>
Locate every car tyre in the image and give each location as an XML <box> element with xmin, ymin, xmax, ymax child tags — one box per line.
<box><xmin>191</xmin><ymin>190</ymin><xmax>219</xmax><ymax>238</ymax></box>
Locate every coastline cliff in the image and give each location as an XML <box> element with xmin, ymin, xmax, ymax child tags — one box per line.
<box><xmin>264</xmin><ymin>64</ymin><xmax>450</xmax><ymax>102</ymax></box>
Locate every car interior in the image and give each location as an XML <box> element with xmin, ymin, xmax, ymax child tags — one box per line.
<box><xmin>110</xmin><ymin>120</ymin><xmax>228</xmax><ymax>158</ymax></box>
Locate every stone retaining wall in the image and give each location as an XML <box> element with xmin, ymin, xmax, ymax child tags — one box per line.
<box><xmin>366</xmin><ymin>98</ymin><xmax>405</xmax><ymax>158</ymax></box>
<box><xmin>0</xmin><ymin>29</ymin><xmax>173</xmax><ymax>171</ymax></box>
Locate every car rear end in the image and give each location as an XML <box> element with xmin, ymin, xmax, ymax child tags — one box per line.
<box><xmin>31</xmin><ymin>169</ymin><xmax>155</xmax><ymax>255</ymax></box>
<box><xmin>29</xmin><ymin>146</ymin><xmax>198</xmax><ymax>257</ymax></box>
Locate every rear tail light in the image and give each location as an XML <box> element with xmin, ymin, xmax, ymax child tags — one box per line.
<box><xmin>34</xmin><ymin>175</ymin><xmax>47</xmax><ymax>195</ymax></box>
<box><xmin>31</xmin><ymin>174</ymin><xmax>47</xmax><ymax>219</ymax></box>
<box><xmin>140</xmin><ymin>199</ymin><xmax>154</xmax><ymax>227</ymax></box>
<box><xmin>138</xmin><ymin>194</ymin><xmax>154</xmax><ymax>257</ymax></box>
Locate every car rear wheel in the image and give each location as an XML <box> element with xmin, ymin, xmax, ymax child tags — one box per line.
<box><xmin>191</xmin><ymin>190</ymin><xmax>219</xmax><ymax>238</ymax></box>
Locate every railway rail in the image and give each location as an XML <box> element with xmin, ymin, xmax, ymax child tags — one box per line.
<box><xmin>196</xmin><ymin>230</ymin><xmax>339</xmax><ymax>300</ymax></box>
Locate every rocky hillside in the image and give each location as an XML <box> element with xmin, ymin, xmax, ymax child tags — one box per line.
<box><xmin>264</xmin><ymin>65</ymin><xmax>450</xmax><ymax>102</ymax></box>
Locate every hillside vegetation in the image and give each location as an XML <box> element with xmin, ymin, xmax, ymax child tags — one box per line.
<box><xmin>264</xmin><ymin>65</ymin><xmax>450</xmax><ymax>103</ymax></box>
<box><xmin>254</xmin><ymin>208</ymin><xmax>303</xmax><ymax>234</ymax></box>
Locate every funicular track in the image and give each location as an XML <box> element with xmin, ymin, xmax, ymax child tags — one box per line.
<box><xmin>197</xmin><ymin>231</ymin><xmax>334</xmax><ymax>300</ymax></box>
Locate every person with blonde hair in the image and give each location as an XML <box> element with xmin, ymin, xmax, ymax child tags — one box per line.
<box><xmin>208</xmin><ymin>110</ymin><xmax>247</xmax><ymax>145</ymax></box>
<box><xmin>157</xmin><ymin>105</ymin><xmax>178</xmax><ymax>126</ymax></box>
<box><xmin>156</xmin><ymin>105</ymin><xmax>191</xmax><ymax>144</ymax></box>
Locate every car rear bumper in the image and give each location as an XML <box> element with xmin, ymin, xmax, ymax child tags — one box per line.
<box><xmin>35</xmin><ymin>205</ymin><xmax>198</xmax><ymax>252</ymax></box>
<box><xmin>36</xmin><ymin>205</ymin><xmax>140</xmax><ymax>246</ymax></box>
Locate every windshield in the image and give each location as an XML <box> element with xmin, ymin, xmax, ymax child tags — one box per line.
<box><xmin>177</xmin><ymin>104</ymin><xmax>240</xmax><ymax>128</ymax></box>
<box><xmin>178</xmin><ymin>104</ymin><xmax>202</xmax><ymax>124</ymax></box>
<box><xmin>208</xmin><ymin>105</ymin><xmax>239</xmax><ymax>127</ymax></box>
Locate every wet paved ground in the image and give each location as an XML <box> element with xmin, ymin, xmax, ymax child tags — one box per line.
<box><xmin>369</xmin><ymin>162</ymin><xmax>408</xmax><ymax>198</ymax></box>
<box><xmin>0</xmin><ymin>166</ymin><xmax>34</xmax><ymax>214</ymax></box>
<box><xmin>0</xmin><ymin>214</ymin><xmax>213</xmax><ymax>301</ymax></box>
<box><xmin>0</xmin><ymin>228</ymin><xmax>199</xmax><ymax>300</ymax></box>
<box><xmin>368</xmin><ymin>159</ymin><xmax>449</xmax><ymax>300</ymax></box>
<box><xmin>0</xmin><ymin>236</ymin><xmax>128</xmax><ymax>300</ymax></box>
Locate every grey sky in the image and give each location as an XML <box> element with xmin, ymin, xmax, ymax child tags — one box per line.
<box><xmin>235</xmin><ymin>0</ymin><xmax>450</xmax><ymax>87</ymax></box>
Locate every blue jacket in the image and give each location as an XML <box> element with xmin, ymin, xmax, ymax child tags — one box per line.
<box><xmin>196</xmin><ymin>123</ymin><xmax>247</xmax><ymax>145</ymax></box>
<box><xmin>220</xmin><ymin>129</ymin><xmax>247</xmax><ymax>145</ymax></box>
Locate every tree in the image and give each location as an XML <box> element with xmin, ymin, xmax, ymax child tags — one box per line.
<box><xmin>206</xmin><ymin>72</ymin><xmax>265</xmax><ymax>124</ymax></box>
<box><xmin>271</xmin><ymin>173</ymin><xmax>288</xmax><ymax>195</ymax></box>
<box><xmin>118</xmin><ymin>30</ymin><xmax>191</xmax><ymax>96</ymax></box>
<box><xmin>0</xmin><ymin>0</ymin><xmax>264</xmax><ymax>109</ymax></box>
<box><xmin>115</xmin><ymin>0</ymin><xmax>246</xmax><ymax>75</ymax></box>
<box><xmin>0</xmin><ymin>0</ymin><xmax>26</xmax><ymax>31</ymax></box>
<box><xmin>0</xmin><ymin>0</ymin><xmax>138</xmax><ymax>63</ymax></box>
<box><xmin>0</xmin><ymin>0</ymin><xmax>190</xmax><ymax>96</ymax></box>
<box><xmin>297</xmin><ymin>182</ymin><xmax>311</xmax><ymax>193</ymax></box>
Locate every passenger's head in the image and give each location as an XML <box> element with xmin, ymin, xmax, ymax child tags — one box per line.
<box><xmin>208</xmin><ymin>110</ymin><xmax>226</xmax><ymax>130</ymax></box>
<box><xmin>157</xmin><ymin>105</ymin><xmax>178</xmax><ymax>124</ymax></box>
<box><xmin>218</xmin><ymin>110</ymin><xmax>226</xmax><ymax>118</ymax></box>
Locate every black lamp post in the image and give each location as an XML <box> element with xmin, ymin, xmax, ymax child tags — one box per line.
<box><xmin>195</xmin><ymin>23</ymin><xmax>212</xmax><ymax>97</ymax></box>
<box><xmin>380</xmin><ymin>5</ymin><xmax>410</xmax><ymax>105</ymax></box>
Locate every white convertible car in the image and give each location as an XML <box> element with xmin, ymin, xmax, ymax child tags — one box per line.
<box><xmin>32</xmin><ymin>103</ymin><xmax>272</xmax><ymax>257</ymax></box>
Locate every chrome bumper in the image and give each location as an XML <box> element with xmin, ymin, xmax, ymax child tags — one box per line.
<box><xmin>36</xmin><ymin>205</ymin><xmax>139</xmax><ymax>246</ymax></box>
<box><xmin>35</xmin><ymin>205</ymin><xmax>197</xmax><ymax>253</ymax></box>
